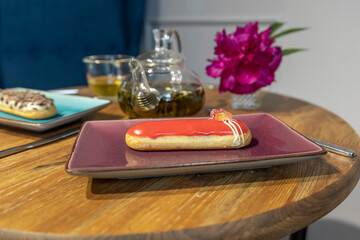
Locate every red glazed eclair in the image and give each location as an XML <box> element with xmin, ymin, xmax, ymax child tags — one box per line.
<box><xmin>125</xmin><ymin>109</ymin><xmax>252</xmax><ymax>151</ymax></box>
<box><xmin>0</xmin><ymin>89</ymin><xmax>57</xmax><ymax>119</ymax></box>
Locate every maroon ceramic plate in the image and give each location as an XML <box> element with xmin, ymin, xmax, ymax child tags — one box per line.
<box><xmin>65</xmin><ymin>113</ymin><xmax>327</xmax><ymax>178</ymax></box>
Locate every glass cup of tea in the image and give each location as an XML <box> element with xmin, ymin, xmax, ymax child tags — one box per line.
<box><xmin>82</xmin><ymin>55</ymin><xmax>132</xmax><ymax>100</ymax></box>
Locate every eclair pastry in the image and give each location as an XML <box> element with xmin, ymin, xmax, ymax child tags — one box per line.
<box><xmin>0</xmin><ymin>89</ymin><xmax>57</xmax><ymax>119</ymax></box>
<box><xmin>125</xmin><ymin>109</ymin><xmax>252</xmax><ymax>151</ymax></box>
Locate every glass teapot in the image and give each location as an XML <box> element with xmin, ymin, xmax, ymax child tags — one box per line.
<box><xmin>118</xmin><ymin>28</ymin><xmax>205</xmax><ymax>118</ymax></box>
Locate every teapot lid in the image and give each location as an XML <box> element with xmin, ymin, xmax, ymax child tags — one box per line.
<box><xmin>137</xmin><ymin>29</ymin><xmax>185</xmax><ymax>66</ymax></box>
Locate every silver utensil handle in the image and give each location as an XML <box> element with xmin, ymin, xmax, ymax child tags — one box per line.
<box><xmin>0</xmin><ymin>127</ymin><xmax>80</xmax><ymax>158</ymax></box>
<box><xmin>0</xmin><ymin>145</ymin><xmax>32</xmax><ymax>158</ymax></box>
<box><xmin>48</xmin><ymin>89</ymin><xmax>79</xmax><ymax>95</ymax></box>
<box><xmin>310</xmin><ymin>138</ymin><xmax>357</xmax><ymax>157</ymax></box>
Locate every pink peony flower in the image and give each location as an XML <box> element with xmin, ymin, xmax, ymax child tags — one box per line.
<box><xmin>206</xmin><ymin>22</ymin><xmax>282</xmax><ymax>94</ymax></box>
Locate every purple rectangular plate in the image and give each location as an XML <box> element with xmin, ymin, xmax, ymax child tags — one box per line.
<box><xmin>65</xmin><ymin>113</ymin><xmax>327</xmax><ymax>179</ymax></box>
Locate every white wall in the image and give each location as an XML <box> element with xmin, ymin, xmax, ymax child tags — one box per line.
<box><xmin>144</xmin><ymin>1</ymin><xmax>360</xmax><ymax>239</ymax></box>
<box><xmin>144</xmin><ymin>0</ymin><xmax>360</xmax><ymax>136</ymax></box>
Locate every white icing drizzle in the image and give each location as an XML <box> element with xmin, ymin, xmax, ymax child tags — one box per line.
<box><xmin>0</xmin><ymin>91</ymin><xmax>53</xmax><ymax>111</ymax></box>
<box><xmin>1</xmin><ymin>96</ymin><xmax>50</xmax><ymax>111</ymax></box>
<box><xmin>223</xmin><ymin>119</ymin><xmax>245</xmax><ymax>147</ymax></box>
<box><xmin>232</xmin><ymin>120</ymin><xmax>245</xmax><ymax>147</ymax></box>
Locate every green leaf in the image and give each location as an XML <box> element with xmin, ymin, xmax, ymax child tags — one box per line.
<box><xmin>282</xmin><ymin>48</ymin><xmax>308</xmax><ymax>56</ymax></box>
<box><xmin>271</xmin><ymin>27</ymin><xmax>308</xmax><ymax>39</ymax></box>
<box><xmin>270</xmin><ymin>22</ymin><xmax>285</xmax><ymax>35</ymax></box>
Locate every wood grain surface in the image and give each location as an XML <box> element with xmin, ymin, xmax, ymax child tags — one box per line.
<box><xmin>0</xmin><ymin>86</ymin><xmax>359</xmax><ymax>240</ymax></box>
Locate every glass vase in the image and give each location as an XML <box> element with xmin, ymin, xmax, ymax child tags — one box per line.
<box><xmin>231</xmin><ymin>90</ymin><xmax>262</xmax><ymax>110</ymax></box>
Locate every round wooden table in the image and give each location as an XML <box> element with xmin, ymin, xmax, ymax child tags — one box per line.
<box><xmin>0</xmin><ymin>87</ymin><xmax>359</xmax><ymax>240</ymax></box>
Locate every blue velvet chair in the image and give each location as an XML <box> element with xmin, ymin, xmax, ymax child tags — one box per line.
<box><xmin>0</xmin><ymin>0</ymin><xmax>145</xmax><ymax>90</ymax></box>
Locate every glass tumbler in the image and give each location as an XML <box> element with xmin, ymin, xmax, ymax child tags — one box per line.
<box><xmin>83</xmin><ymin>55</ymin><xmax>132</xmax><ymax>100</ymax></box>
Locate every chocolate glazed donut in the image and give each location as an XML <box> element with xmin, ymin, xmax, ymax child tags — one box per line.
<box><xmin>0</xmin><ymin>89</ymin><xmax>57</xmax><ymax>119</ymax></box>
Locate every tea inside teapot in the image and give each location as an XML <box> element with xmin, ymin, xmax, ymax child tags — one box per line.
<box><xmin>118</xmin><ymin>28</ymin><xmax>205</xmax><ymax>118</ymax></box>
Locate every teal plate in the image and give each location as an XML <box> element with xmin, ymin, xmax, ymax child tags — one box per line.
<box><xmin>0</xmin><ymin>88</ymin><xmax>111</xmax><ymax>132</ymax></box>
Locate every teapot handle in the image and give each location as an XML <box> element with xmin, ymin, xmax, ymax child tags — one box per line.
<box><xmin>170</xmin><ymin>28</ymin><xmax>182</xmax><ymax>54</ymax></box>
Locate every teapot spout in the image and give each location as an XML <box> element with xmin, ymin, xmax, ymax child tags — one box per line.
<box><xmin>128</xmin><ymin>59</ymin><xmax>160</xmax><ymax>116</ymax></box>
